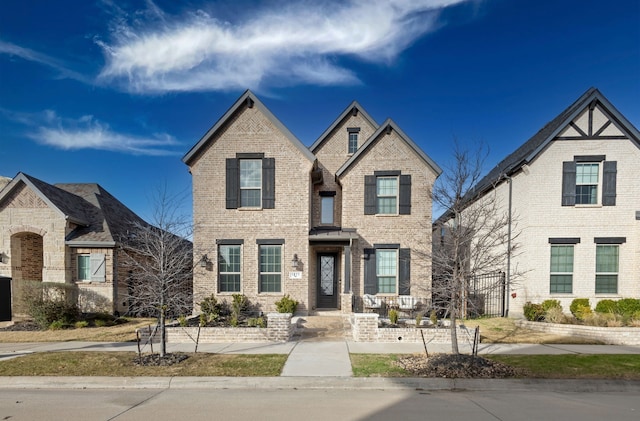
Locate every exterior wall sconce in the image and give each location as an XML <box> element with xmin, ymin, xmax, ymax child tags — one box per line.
<box><xmin>0</xmin><ymin>252</ymin><xmax>7</xmax><ymax>264</ymax></box>
<box><xmin>291</xmin><ymin>254</ymin><xmax>299</xmax><ymax>269</ymax></box>
<box><xmin>200</xmin><ymin>254</ymin><xmax>211</xmax><ymax>268</ymax></box>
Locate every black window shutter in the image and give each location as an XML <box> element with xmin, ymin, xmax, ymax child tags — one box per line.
<box><xmin>226</xmin><ymin>158</ymin><xmax>239</xmax><ymax>209</ymax></box>
<box><xmin>561</xmin><ymin>161</ymin><xmax>576</xmax><ymax>206</ymax></box>
<box><xmin>398</xmin><ymin>248</ymin><xmax>411</xmax><ymax>295</ymax></box>
<box><xmin>262</xmin><ymin>157</ymin><xmax>275</xmax><ymax>209</ymax></box>
<box><xmin>364</xmin><ymin>175</ymin><xmax>376</xmax><ymax>215</ymax></box>
<box><xmin>399</xmin><ymin>175</ymin><xmax>411</xmax><ymax>215</ymax></box>
<box><xmin>602</xmin><ymin>161</ymin><xmax>617</xmax><ymax>206</ymax></box>
<box><xmin>363</xmin><ymin>248</ymin><xmax>377</xmax><ymax>294</ymax></box>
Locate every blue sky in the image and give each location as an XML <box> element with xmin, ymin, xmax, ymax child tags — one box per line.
<box><xmin>1</xmin><ymin>0</ymin><xmax>639</xmax><ymax>222</ymax></box>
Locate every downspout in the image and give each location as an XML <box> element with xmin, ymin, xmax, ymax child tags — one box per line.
<box><xmin>503</xmin><ymin>174</ymin><xmax>512</xmax><ymax>318</ymax></box>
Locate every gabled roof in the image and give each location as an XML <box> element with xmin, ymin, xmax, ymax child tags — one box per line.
<box><xmin>470</xmin><ymin>87</ymin><xmax>640</xmax><ymax>198</ymax></box>
<box><xmin>182</xmin><ymin>90</ymin><xmax>316</xmax><ymax>166</ymax></box>
<box><xmin>0</xmin><ymin>172</ymin><xmax>148</xmax><ymax>246</ymax></box>
<box><xmin>309</xmin><ymin>100</ymin><xmax>378</xmax><ymax>153</ymax></box>
<box><xmin>335</xmin><ymin>118</ymin><xmax>443</xmax><ymax>177</ymax></box>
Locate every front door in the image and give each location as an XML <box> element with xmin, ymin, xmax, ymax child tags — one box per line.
<box><xmin>317</xmin><ymin>253</ymin><xmax>338</xmax><ymax>308</ymax></box>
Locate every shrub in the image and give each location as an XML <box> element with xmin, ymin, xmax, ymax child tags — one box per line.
<box><xmin>544</xmin><ymin>306</ymin><xmax>567</xmax><ymax>324</ymax></box>
<box><xmin>177</xmin><ymin>315</ymin><xmax>188</xmax><ymax>327</ymax></box>
<box><xmin>570</xmin><ymin>298</ymin><xmax>590</xmax><ymax>319</ymax></box>
<box><xmin>616</xmin><ymin>298</ymin><xmax>640</xmax><ymax>318</ymax></box>
<box><xmin>22</xmin><ymin>281</ymin><xmax>79</xmax><ymax>329</ymax></box>
<box><xmin>595</xmin><ymin>299</ymin><xmax>617</xmax><ymax>314</ymax></box>
<box><xmin>388</xmin><ymin>309</ymin><xmax>399</xmax><ymax>324</ymax></box>
<box><xmin>247</xmin><ymin>317</ymin><xmax>266</xmax><ymax>328</ymax></box>
<box><xmin>430</xmin><ymin>309</ymin><xmax>437</xmax><ymax>325</ymax></box>
<box><xmin>275</xmin><ymin>294</ymin><xmax>298</xmax><ymax>314</ymax></box>
<box><xmin>415</xmin><ymin>313</ymin><xmax>423</xmax><ymax>326</ymax></box>
<box><xmin>523</xmin><ymin>302</ymin><xmax>545</xmax><ymax>321</ymax></box>
<box><xmin>199</xmin><ymin>294</ymin><xmax>221</xmax><ymax>324</ymax></box>
<box><xmin>49</xmin><ymin>320</ymin><xmax>69</xmax><ymax>330</ymax></box>
<box><xmin>541</xmin><ymin>299</ymin><xmax>562</xmax><ymax>312</ymax></box>
<box><xmin>74</xmin><ymin>320</ymin><xmax>89</xmax><ymax>329</ymax></box>
<box><xmin>230</xmin><ymin>294</ymin><xmax>248</xmax><ymax>327</ymax></box>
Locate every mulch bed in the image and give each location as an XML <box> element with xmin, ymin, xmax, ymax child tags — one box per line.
<box><xmin>395</xmin><ymin>354</ymin><xmax>524</xmax><ymax>378</ymax></box>
<box><xmin>133</xmin><ymin>353</ymin><xmax>189</xmax><ymax>366</ymax></box>
<box><xmin>0</xmin><ymin>321</ymin><xmax>42</xmax><ymax>331</ymax></box>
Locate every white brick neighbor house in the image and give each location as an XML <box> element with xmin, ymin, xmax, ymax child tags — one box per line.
<box><xmin>0</xmin><ymin>172</ymin><xmax>181</xmax><ymax>318</ymax></box>
<box><xmin>435</xmin><ymin>88</ymin><xmax>640</xmax><ymax>318</ymax></box>
<box><xmin>183</xmin><ymin>90</ymin><xmax>442</xmax><ymax>315</ymax></box>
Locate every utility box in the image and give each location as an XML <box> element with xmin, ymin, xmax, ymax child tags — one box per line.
<box><xmin>0</xmin><ymin>276</ymin><xmax>11</xmax><ymax>321</ymax></box>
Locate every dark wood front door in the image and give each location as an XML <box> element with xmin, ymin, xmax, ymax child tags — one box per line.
<box><xmin>317</xmin><ymin>254</ymin><xmax>338</xmax><ymax>308</ymax></box>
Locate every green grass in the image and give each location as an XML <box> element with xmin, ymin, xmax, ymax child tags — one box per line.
<box><xmin>350</xmin><ymin>354</ymin><xmax>410</xmax><ymax>377</ymax></box>
<box><xmin>350</xmin><ymin>353</ymin><xmax>640</xmax><ymax>379</ymax></box>
<box><xmin>485</xmin><ymin>354</ymin><xmax>640</xmax><ymax>379</ymax></box>
<box><xmin>0</xmin><ymin>352</ymin><xmax>287</xmax><ymax>377</ymax></box>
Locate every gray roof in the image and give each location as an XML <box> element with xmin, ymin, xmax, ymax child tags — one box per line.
<box><xmin>0</xmin><ymin>173</ymin><xmax>148</xmax><ymax>246</ymax></box>
<box><xmin>182</xmin><ymin>90</ymin><xmax>316</xmax><ymax>166</ymax></box>
<box><xmin>336</xmin><ymin>118</ymin><xmax>443</xmax><ymax>177</ymax></box>
<box><xmin>309</xmin><ymin>100</ymin><xmax>379</xmax><ymax>153</ymax></box>
<box><xmin>435</xmin><ymin>87</ymin><xmax>640</xmax><ymax>223</ymax></box>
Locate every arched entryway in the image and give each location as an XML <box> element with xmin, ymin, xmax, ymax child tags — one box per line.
<box><xmin>10</xmin><ymin>232</ymin><xmax>44</xmax><ymax>315</ymax></box>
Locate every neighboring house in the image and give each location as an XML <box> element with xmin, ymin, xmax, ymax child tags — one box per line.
<box><xmin>183</xmin><ymin>90</ymin><xmax>442</xmax><ymax>315</ymax></box>
<box><xmin>435</xmin><ymin>88</ymin><xmax>640</xmax><ymax>317</ymax></box>
<box><xmin>0</xmin><ymin>172</ymin><xmax>171</xmax><ymax>318</ymax></box>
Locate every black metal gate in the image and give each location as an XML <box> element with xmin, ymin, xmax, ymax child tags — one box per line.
<box><xmin>0</xmin><ymin>276</ymin><xmax>12</xmax><ymax>321</ymax></box>
<box><xmin>466</xmin><ymin>272</ymin><xmax>506</xmax><ymax>318</ymax></box>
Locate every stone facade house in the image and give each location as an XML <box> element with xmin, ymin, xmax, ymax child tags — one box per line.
<box><xmin>183</xmin><ymin>90</ymin><xmax>442</xmax><ymax>315</ymax></box>
<box><xmin>435</xmin><ymin>88</ymin><xmax>640</xmax><ymax>318</ymax></box>
<box><xmin>0</xmin><ymin>172</ymin><xmax>179</xmax><ymax>318</ymax></box>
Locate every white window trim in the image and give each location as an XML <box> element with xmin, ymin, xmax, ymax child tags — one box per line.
<box><xmin>375</xmin><ymin>249</ymin><xmax>398</xmax><ymax>295</ymax></box>
<box><xmin>239</xmin><ymin>159</ymin><xmax>262</xmax><ymax>208</ymax></box>
<box><xmin>549</xmin><ymin>245</ymin><xmax>573</xmax><ymax>294</ymax></box>
<box><xmin>595</xmin><ymin>244</ymin><xmax>619</xmax><ymax>294</ymax></box>
<box><xmin>259</xmin><ymin>244</ymin><xmax>282</xmax><ymax>293</ymax></box>
<box><xmin>376</xmin><ymin>176</ymin><xmax>399</xmax><ymax>215</ymax></box>
<box><xmin>575</xmin><ymin>162</ymin><xmax>603</xmax><ymax>207</ymax></box>
<box><xmin>218</xmin><ymin>244</ymin><xmax>242</xmax><ymax>293</ymax></box>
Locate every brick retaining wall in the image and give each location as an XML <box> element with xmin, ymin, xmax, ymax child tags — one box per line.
<box><xmin>516</xmin><ymin>320</ymin><xmax>640</xmax><ymax>345</ymax></box>
<box><xmin>351</xmin><ymin>313</ymin><xmax>475</xmax><ymax>343</ymax></box>
<box><xmin>137</xmin><ymin>313</ymin><xmax>294</xmax><ymax>343</ymax></box>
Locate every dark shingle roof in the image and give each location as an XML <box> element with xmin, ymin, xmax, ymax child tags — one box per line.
<box><xmin>1</xmin><ymin>173</ymin><xmax>148</xmax><ymax>246</ymax></box>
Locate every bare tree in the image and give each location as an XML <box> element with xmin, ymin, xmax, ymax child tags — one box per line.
<box><xmin>120</xmin><ymin>187</ymin><xmax>193</xmax><ymax>357</ymax></box>
<box><xmin>431</xmin><ymin>141</ymin><xmax>519</xmax><ymax>354</ymax></box>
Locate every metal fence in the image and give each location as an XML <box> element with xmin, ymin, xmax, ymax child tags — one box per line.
<box><xmin>466</xmin><ymin>271</ymin><xmax>506</xmax><ymax>318</ymax></box>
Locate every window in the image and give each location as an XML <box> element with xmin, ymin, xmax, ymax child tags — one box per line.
<box><xmin>226</xmin><ymin>155</ymin><xmax>275</xmax><ymax>209</ymax></box>
<box><xmin>376</xmin><ymin>176</ymin><xmax>398</xmax><ymax>214</ymax></box>
<box><xmin>240</xmin><ymin>159</ymin><xmax>262</xmax><ymax>207</ymax></box>
<box><xmin>348</xmin><ymin>130</ymin><xmax>359</xmax><ymax>154</ymax></box>
<box><xmin>376</xmin><ymin>249</ymin><xmax>397</xmax><ymax>294</ymax></box>
<box><xmin>77</xmin><ymin>253</ymin><xmax>105</xmax><ymax>282</ymax></box>
<box><xmin>259</xmin><ymin>245</ymin><xmax>281</xmax><ymax>292</ymax></box>
<box><xmin>78</xmin><ymin>255</ymin><xmax>91</xmax><ymax>281</ymax></box>
<box><xmin>575</xmin><ymin>163</ymin><xmax>599</xmax><ymax>204</ymax></box>
<box><xmin>321</xmin><ymin>196</ymin><xmax>334</xmax><ymax>224</ymax></box>
<box><xmin>562</xmin><ymin>157</ymin><xmax>616</xmax><ymax>206</ymax></box>
<box><xmin>550</xmin><ymin>245</ymin><xmax>573</xmax><ymax>293</ymax></box>
<box><xmin>364</xmin><ymin>172</ymin><xmax>411</xmax><ymax>215</ymax></box>
<box><xmin>218</xmin><ymin>245</ymin><xmax>241</xmax><ymax>292</ymax></box>
<box><xmin>596</xmin><ymin>245</ymin><xmax>618</xmax><ymax>293</ymax></box>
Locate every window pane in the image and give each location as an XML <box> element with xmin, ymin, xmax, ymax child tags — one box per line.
<box><xmin>377</xmin><ymin>177</ymin><xmax>397</xmax><ymax>214</ymax></box>
<box><xmin>550</xmin><ymin>275</ymin><xmax>573</xmax><ymax>293</ymax></box>
<box><xmin>78</xmin><ymin>255</ymin><xmax>90</xmax><ymax>280</ymax></box>
<box><xmin>240</xmin><ymin>160</ymin><xmax>261</xmax><ymax>188</ymax></box>
<box><xmin>219</xmin><ymin>245</ymin><xmax>240</xmax><ymax>272</ymax></box>
<box><xmin>241</xmin><ymin>189</ymin><xmax>261</xmax><ymax>207</ymax></box>
<box><xmin>576</xmin><ymin>185</ymin><xmax>597</xmax><ymax>204</ymax></box>
<box><xmin>260</xmin><ymin>245</ymin><xmax>281</xmax><ymax>292</ymax></box>
<box><xmin>596</xmin><ymin>245</ymin><xmax>619</xmax><ymax>272</ymax></box>
<box><xmin>377</xmin><ymin>177</ymin><xmax>397</xmax><ymax>196</ymax></box>
<box><xmin>595</xmin><ymin>275</ymin><xmax>617</xmax><ymax>294</ymax></box>
<box><xmin>576</xmin><ymin>163</ymin><xmax>599</xmax><ymax>184</ymax></box>
<box><xmin>348</xmin><ymin>133</ymin><xmax>358</xmax><ymax>154</ymax></box>
<box><xmin>220</xmin><ymin>274</ymin><xmax>241</xmax><ymax>292</ymax></box>
<box><xmin>550</xmin><ymin>245</ymin><xmax>573</xmax><ymax>272</ymax></box>
<box><xmin>321</xmin><ymin>196</ymin><xmax>334</xmax><ymax>224</ymax></box>
<box><xmin>376</xmin><ymin>249</ymin><xmax>397</xmax><ymax>293</ymax></box>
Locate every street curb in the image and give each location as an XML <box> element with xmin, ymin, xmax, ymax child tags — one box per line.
<box><xmin>1</xmin><ymin>376</ymin><xmax>640</xmax><ymax>392</ymax></box>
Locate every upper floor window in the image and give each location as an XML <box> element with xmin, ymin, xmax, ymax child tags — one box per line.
<box><xmin>240</xmin><ymin>159</ymin><xmax>262</xmax><ymax>207</ymax></box>
<box><xmin>562</xmin><ymin>156</ymin><xmax>616</xmax><ymax>207</ymax></box>
<box><xmin>226</xmin><ymin>154</ymin><xmax>275</xmax><ymax>209</ymax></box>
<box><xmin>575</xmin><ymin>163</ymin><xmax>599</xmax><ymax>204</ymax></box>
<box><xmin>376</xmin><ymin>176</ymin><xmax>398</xmax><ymax>214</ymax></box>
<box><xmin>364</xmin><ymin>171</ymin><xmax>411</xmax><ymax>215</ymax></box>
<box><xmin>320</xmin><ymin>195</ymin><xmax>334</xmax><ymax>225</ymax></box>
<box><xmin>347</xmin><ymin>127</ymin><xmax>360</xmax><ymax>154</ymax></box>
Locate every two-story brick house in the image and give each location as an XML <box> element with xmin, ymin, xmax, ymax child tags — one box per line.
<box><xmin>435</xmin><ymin>88</ymin><xmax>640</xmax><ymax>317</ymax></box>
<box><xmin>183</xmin><ymin>91</ymin><xmax>442</xmax><ymax>315</ymax></box>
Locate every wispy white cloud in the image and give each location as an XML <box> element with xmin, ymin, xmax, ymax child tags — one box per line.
<box><xmin>0</xmin><ymin>40</ymin><xmax>92</xmax><ymax>84</ymax></box>
<box><xmin>1</xmin><ymin>108</ymin><xmax>181</xmax><ymax>156</ymax></box>
<box><xmin>97</xmin><ymin>0</ymin><xmax>470</xmax><ymax>93</ymax></box>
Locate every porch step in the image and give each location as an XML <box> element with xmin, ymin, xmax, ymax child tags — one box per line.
<box><xmin>295</xmin><ymin>316</ymin><xmax>351</xmax><ymax>341</ymax></box>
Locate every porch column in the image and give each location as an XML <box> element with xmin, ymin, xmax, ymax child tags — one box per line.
<box><xmin>343</xmin><ymin>245</ymin><xmax>351</xmax><ymax>293</ymax></box>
